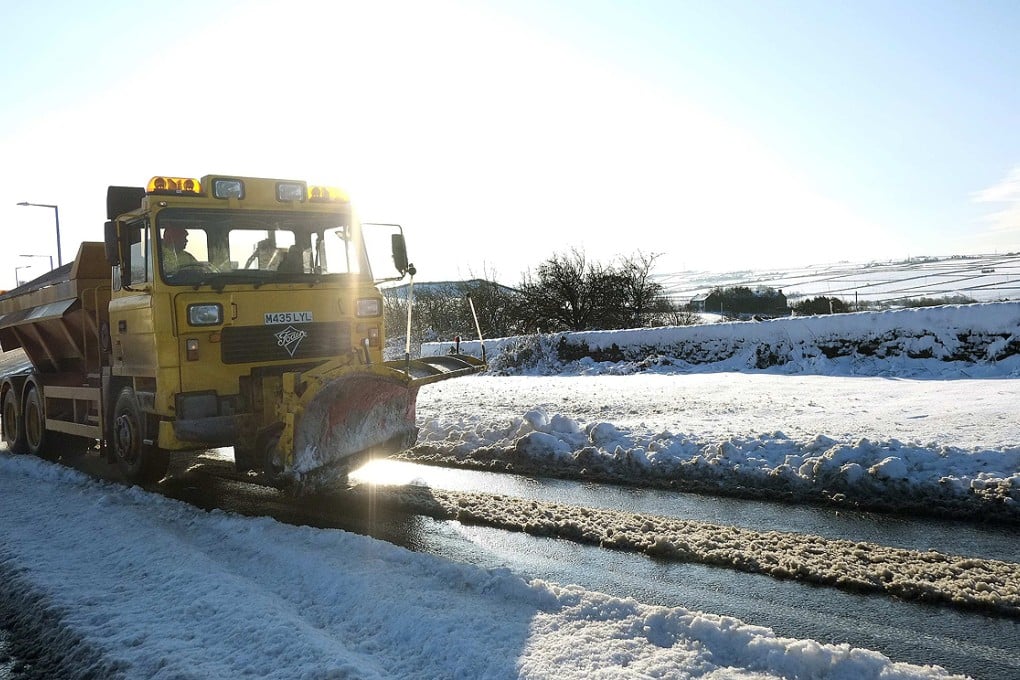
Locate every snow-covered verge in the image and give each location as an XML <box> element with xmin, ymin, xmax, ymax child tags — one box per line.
<box><xmin>422</xmin><ymin>302</ymin><xmax>1020</xmax><ymax>376</ymax></box>
<box><xmin>0</xmin><ymin>454</ymin><xmax>961</xmax><ymax>679</ymax></box>
<box><xmin>412</xmin><ymin>304</ymin><xmax>1020</xmax><ymax>523</ymax></box>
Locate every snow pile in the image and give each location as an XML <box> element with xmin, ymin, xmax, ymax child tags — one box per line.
<box><xmin>0</xmin><ymin>454</ymin><xmax>960</xmax><ymax>679</ymax></box>
<box><xmin>411</xmin><ymin>408</ymin><xmax>1020</xmax><ymax>521</ymax></box>
<box><xmin>423</xmin><ymin>302</ymin><xmax>1020</xmax><ymax>376</ymax></box>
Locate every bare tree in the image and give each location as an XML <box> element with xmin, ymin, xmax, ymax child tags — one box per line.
<box><xmin>516</xmin><ymin>249</ymin><xmax>667</xmax><ymax>331</ymax></box>
<box><xmin>618</xmin><ymin>251</ymin><xmax>665</xmax><ymax>325</ymax></box>
<box><xmin>518</xmin><ymin>249</ymin><xmax>604</xmax><ymax>331</ymax></box>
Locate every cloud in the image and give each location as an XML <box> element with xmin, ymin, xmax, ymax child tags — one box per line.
<box><xmin>973</xmin><ymin>166</ymin><xmax>1020</xmax><ymax>237</ymax></box>
<box><xmin>974</xmin><ymin>166</ymin><xmax>1020</xmax><ymax>204</ymax></box>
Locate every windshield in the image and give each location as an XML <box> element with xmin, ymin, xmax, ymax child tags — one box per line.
<box><xmin>155</xmin><ymin>208</ymin><xmax>371</xmax><ymax>285</ymax></box>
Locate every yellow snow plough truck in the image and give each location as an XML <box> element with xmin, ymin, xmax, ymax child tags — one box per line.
<box><xmin>0</xmin><ymin>174</ymin><xmax>484</xmax><ymax>491</ymax></box>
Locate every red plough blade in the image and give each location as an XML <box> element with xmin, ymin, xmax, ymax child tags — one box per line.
<box><xmin>290</xmin><ymin>375</ymin><xmax>419</xmax><ymax>487</ymax></box>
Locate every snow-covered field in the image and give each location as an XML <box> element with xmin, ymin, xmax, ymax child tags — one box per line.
<box><xmin>654</xmin><ymin>252</ymin><xmax>1020</xmax><ymax>306</ymax></box>
<box><xmin>1</xmin><ymin>302</ymin><xmax>1018</xmax><ymax>678</ymax></box>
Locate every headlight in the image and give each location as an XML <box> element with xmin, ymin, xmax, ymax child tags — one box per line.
<box><xmin>188</xmin><ymin>303</ymin><xmax>223</xmax><ymax>326</ymax></box>
<box><xmin>356</xmin><ymin>298</ymin><xmax>381</xmax><ymax>317</ymax></box>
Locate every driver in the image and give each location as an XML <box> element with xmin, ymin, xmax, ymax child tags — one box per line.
<box><xmin>162</xmin><ymin>226</ymin><xmax>199</xmax><ymax>275</ymax></box>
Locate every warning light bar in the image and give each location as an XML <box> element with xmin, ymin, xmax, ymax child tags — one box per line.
<box><xmin>147</xmin><ymin>176</ymin><xmax>202</xmax><ymax>195</ymax></box>
<box><xmin>142</xmin><ymin>175</ymin><xmax>348</xmax><ymax>202</ymax></box>
<box><xmin>308</xmin><ymin>185</ymin><xmax>348</xmax><ymax>202</ymax></box>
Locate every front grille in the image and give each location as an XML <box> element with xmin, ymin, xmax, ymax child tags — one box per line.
<box><xmin>220</xmin><ymin>321</ymin><xmax>351</xmax><ymax>364</ymax></box>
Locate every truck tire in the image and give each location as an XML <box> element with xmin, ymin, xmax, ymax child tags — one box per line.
<box><xmin>2</xmin><ymin>388</ymin><xmax>28</xmax><ymax>454</ymax></box>
<box><xmin>112</xmin><ymin>387</ymin><xmax>169</xmax><ymax>484</ymax></box>
<box><xmin>23</xmin><ymin>386</ymin><xmax>58</xmax><ymax>461</ymax></box>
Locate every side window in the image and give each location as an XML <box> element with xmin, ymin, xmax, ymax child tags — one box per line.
<box><xmin>113</xmin><ymin>219</ymin><xmax>150</xmax><ymax>290</ymax></box>
<box><xmin>129</xmin><ymin>220</ymin><xmax>150</xmax><ymax>283</ymax></box>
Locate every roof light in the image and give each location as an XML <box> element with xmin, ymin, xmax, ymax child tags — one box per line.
<box><xmin>276</xmin><ymin>182</ymin><xmax>306</xmax><ymax>202</ymax></box>
<box><xmin>147</xmin><ymin>176</ymin><xmax>201</xmax><ymax>195</ymax></box>
<box><xmin>212</xmin><ymin>178</ymin><xmax>245</xmax><ymax>199</ymax></box>
<box><xmin>308</xmin><ymin>185</ymin><xmax>347</xmax><ymax>202</ymax></box>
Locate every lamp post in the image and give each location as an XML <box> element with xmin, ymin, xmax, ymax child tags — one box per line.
<box><xmin>16</xmin><ymin>202</ymin><xmax>62</xmax><ymax>267</ymax></box>
<box><xmin>14</xmin><ymin>266</ymin><xmax>32</xmax><ymax>287</ymax></box>
<box><xmin>20</xmin><ymin>253</ymin><xmax>54</xmax><ymax>271</ymax></box>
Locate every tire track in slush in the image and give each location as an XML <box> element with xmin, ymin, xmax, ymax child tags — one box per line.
<box><xmin>350</xmin><ymin>485</ymin><xmax>1020</xmax><ymax>619</ymax></box>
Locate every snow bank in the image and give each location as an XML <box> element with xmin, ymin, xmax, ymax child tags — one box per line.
<box><xmin>423</xmin><ymin>302</ymin><xmax>1020</xmax><ymax>376</ymax></box>
<box><xmin>410</xmin><ymin>407</ymin><xmax>1020</xmax><ymax>523</ymax></box>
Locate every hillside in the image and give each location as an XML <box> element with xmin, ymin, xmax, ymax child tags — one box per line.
<box><xmin>654</xmin><ymin>252</ymin><xmax>1020</xmax><ymax>306</ymax></box>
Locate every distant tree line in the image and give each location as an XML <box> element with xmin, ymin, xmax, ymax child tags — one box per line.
<box><xmin>790</xmin><ymin>295</ymin><xmax>851</xmax><ymax>315</ymax></box>
<box><xmin>699</xmin><ymin>290</ymin><xmax>860</xmax><ymax>318</ymax></box>
<box><xmin>702</xmin><ymin>286</ymin><xmax>789</xmax><ymax>317</ymax></box>
<box><xmin>788</xmin><ymin>294</ymin><xmax>978</xmax><ymax>315</ymax></box>
<box><xmin>384</xmin><ymin>249</ymin><xmax>697</xmax><ymax>343</ymax></box>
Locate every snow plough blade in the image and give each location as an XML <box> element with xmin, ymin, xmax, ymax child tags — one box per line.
<box><xmin>275</xmin><ymin>354</ymin><xmax>484</xmax><ymax>493</ymax></box>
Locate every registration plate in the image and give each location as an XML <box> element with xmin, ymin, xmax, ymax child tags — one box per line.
<box><xmin>264</xmin><ymin>311</ymin><xmax>313</xmax><ymax>324</ymax></box>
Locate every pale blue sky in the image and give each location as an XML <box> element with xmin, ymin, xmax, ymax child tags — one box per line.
<box><xmin>1</xmin><ymin>0</ymin><xmax>1017</xmax><ymax>287</ymax></box>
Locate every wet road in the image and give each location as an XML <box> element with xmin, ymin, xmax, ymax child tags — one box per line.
<box><xmin>142</xmin><ymin>453</ymin><xmax>1020</xmax><ymax>680</ymax></box>
<box><xmin>0</xmin><ymin>631</ymin><xmax>13</xmax><ymax>680</ymax></box>
<box><xmin>354</xmin><ymin>459</ymin><xmax>1018</xmax><ymax>562</ymax></box>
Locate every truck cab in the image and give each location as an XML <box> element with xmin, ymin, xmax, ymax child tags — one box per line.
<box><xmin>103</xmin><ymin>175</ymin><xmax>395</xmax><ymax>480</ymax></box>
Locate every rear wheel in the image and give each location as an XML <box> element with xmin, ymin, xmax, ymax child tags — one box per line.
<box><xmin>112</xmin><ymin>387</ymin><xmax>169</xmax><ymax>484</ymax></box>
<box><xmin>24</xmin><ymin>386</ymin><xmax>57</xmax><ymax>460</ymax></box>
<box><xmin>2</xmin><ymin>388</ymin><xmax>28</xmax><ymax>454</ymax></box>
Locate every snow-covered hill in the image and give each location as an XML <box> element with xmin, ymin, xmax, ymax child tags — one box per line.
<box><xmin>654</xmin><ymin>253</ymin><xmax>1020</xmax><ymax>306</ymax></box>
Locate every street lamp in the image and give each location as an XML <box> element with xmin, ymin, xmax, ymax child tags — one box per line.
<box><xmin>20</xmin><ymin>253</ymin><xmax>54</xmax><ymax>271</ymax></box>
<box><xmin>16</xmin><ymin>202</ymin><xmax>62</xmax><ymax>267</ymax></box>
<box><xmin>14</xmin><ymin>266</ymin><xmax>32</xmax><ymax>287</ymax></box>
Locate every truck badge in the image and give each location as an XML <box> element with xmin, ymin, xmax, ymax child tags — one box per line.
<box><xmin>275</xmin><ymin>326</ymin><xmax>308</xmax><ymax>357</ymax></box>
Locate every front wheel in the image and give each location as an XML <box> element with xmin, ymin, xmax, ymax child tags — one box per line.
<box><xmin>112</xmin><ymin>387</ymin><xmax>169</xmax><ymax>484</ymax></box>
